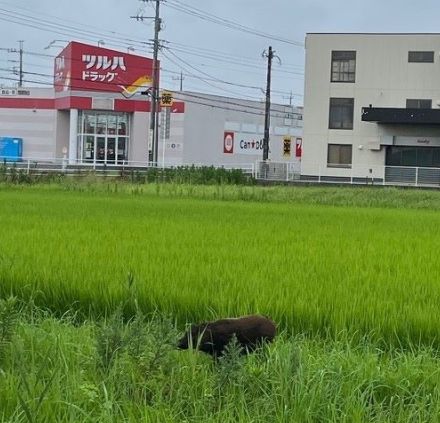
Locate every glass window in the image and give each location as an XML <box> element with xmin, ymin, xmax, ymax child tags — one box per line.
<box><xmin>77</xmin><ymin>111</ymin><xmax>130</xmax><ymax>164</ymax></box>
<box><xmin>96</xmin><ymin>114</ymin><xmax>107</xmax><ymax>135</ymax></box>
<box><xmin>418</xmin><ymin>148</ymin><xmax>433</xmax><ymax>167</ymax></box>
<box><xmin>331</xmin><ymin>51</ymin><xmax>356</xmax><ymax>82</ymax></box>
<box><xmin>107</xmin><ymin>115</ymin><xmax>117</xmax><ymax>136</ymax></box>
<box><xmin>117</xmin><ymin>115</ymin><xmax>128</xmax><ymax>135</ymax></box>
<box><xmin>386</xmin><ymin>147</ymin><xmax>402</xmax><ymax>166</ymax></box>
<box><xmin>329</xmin><ymin>98</ymin><xmax>354</xmax><ymax>130</ymax></box>
<box><xmin>386</xmin><ymin>146</ymin><xmax>440</xmax><ymax>168</ymax></box>
<box><xmin>83</xmin><ymin>135</ymin><xmax>94</xmax><ymax>161</ymax></box>
<box><xmin>327</xmin><ymin>144</ymin><xmax>352</xmax><ymax>168</ymax></box>
<box><xmin>117</xmin><ymin>137</ymin><xmax>128</xmax><ymax>162</ymax></box>
<box><xmin>406</xmin><ymin>99</ymin><xmax>432</xmax><ymax>109</ymax></box>
<box><xmin>401</xmin><ymin>147</ymin><xmax>417</xmax><ymax>166</ymax></box>
<box><xmin>433</xmin><ymin>149</ymin><xmax>440</xmax><ymax>167</ymax></box>
<box><xmin>408</xmin><ymin>51</ymin><xmax>434</xmax><ymax>63</ymax></box>
<box><xmin>83</xmin><ymin>114</ymin><xmax>96</xmax><ymax>134</ymax></box>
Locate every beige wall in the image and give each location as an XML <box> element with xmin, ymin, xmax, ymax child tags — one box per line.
<box><xmin>130</xmin><ymin>112</ymin><xmax>149</xmax><ymax>163</ymax></box>
<box><xmin>303</xmin><ymin>34</ymin><xmax>440</xmax><ymax>179</ymax></box>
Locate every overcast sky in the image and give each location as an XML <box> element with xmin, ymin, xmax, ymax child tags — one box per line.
<box><xmin>0</xmin><ymin>0</ymin><xmax>439</xmax><ymax>106</ymax></box>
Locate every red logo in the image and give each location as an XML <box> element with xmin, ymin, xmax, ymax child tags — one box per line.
<box><xmin>295</xmin><ymin>137</ymin><xmax>303</xmax><ymax>158</ymax></box>
<box><xmin>54</xmin><ymin>41</ymin><xmax>155</xmax><ymax>97</ymax></box>
<box><xmin>224</xmin><ymin>132</ymin><xmax>234</xmax><ymax>154</ymax></box>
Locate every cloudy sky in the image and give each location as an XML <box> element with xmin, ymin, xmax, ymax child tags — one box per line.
<box><xmin>0</xmin><ymin>0</ymin><xmax>439</xmax><ymax>106</ymax></box>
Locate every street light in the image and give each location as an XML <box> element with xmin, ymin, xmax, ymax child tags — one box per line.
<box><xmin>44</xmin><ymin>39</ymin><xmax>69</xmax><ymax>50</ymax></box>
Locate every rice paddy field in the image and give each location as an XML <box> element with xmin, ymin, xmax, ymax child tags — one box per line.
<box><xmin>2</xmin><ymin>181</ymin><xmax>440</xmax><ymax>421</ymax></box>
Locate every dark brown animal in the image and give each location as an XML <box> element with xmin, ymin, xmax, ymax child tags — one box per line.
<box><xmin>177</xmin><ymin>315</ymin><xmax>276</xmax><ymax>357</ymax></box>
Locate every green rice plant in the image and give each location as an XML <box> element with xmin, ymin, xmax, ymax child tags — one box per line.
<box><xmin>2</xmin><ymin>183</ymin><xmax>440</xmax><ymax>349</ymax></box>
<box><xmin>0</xmin><ymin>296</ymin><xmax>19</xmax><ymax>367</ymax></box>
<box><xmin>2</xmin><ymin>310</ymin><xmax>440</xmax><ymax>422</ymax></box>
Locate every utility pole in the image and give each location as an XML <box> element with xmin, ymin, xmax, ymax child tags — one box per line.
<box><xmin>131</xmin><ymin>0</ymin><xmax>162</xmax><ymax>164</ymax></box>
<box><xmin>262</xmin><ymin>46</ymin><xmax>274</xmax><ymax>161</ymax></box>
<box><xmin>151</xmin><ymin>0</ymin><xmax>161</xmax><ymax>165</ymax></box>
<box><xmin>173</xmin><ymin>71</ymin><xmax>184</xmax><ymax>91</ymax></box>
<box><xmin>0</xmin><ymin>41</ymin><xmax>24</xmax><ymax>87</ymax></box>
<box><xmin>262</xmin><ymin>46</ymin><xmax>281</xmax><ymax>161</ymax></box>
<box><xmin>18</xmin><ymin>41</ymin><xmax>23</xmax><ymax>87</ymax></box>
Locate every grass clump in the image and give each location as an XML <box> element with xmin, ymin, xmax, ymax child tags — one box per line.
<box><xmin>1</xmin><ymin>307</ymin><xmax>440</xmax><ymax>422</ymax></box>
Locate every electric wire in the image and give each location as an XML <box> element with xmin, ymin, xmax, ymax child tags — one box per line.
<box><xmin>0</xmin><ymin>73</ymin><xmax>302</xmax><ymax>120</ymax></box>
<box><xmin>164</xmin><ymin>0</ymin><xmax>304</xmax><ymax>47</ymax></box>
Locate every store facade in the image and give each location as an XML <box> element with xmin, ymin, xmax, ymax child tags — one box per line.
<box><xmin>0</xmin><ymin>41</ymin><xmax>303</xmax><ymax>168</ymax></box>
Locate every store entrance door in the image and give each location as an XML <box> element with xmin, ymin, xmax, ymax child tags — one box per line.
<box><xmin>96</xmin><ymin>137</ymin><xmax>106</xmax><ymax>163</ymax></box>
<box><xmin>94</xmin><ymin>136</ymin><xmax>117</xmax><ymax>164</ymax></box>
<box><xmin>79</xmin><ymin>112</ymin><xmax>130</xmax><ymax>165</ymax></box>
<box><xmin>107</xmin><ymin>138</ymin><xmax>116</xmax><ymax>164</ymax></box>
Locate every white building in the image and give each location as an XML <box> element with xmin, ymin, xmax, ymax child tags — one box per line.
<box><xmin>0</xmin><ymin>88</ymin><xmax>303</xmax><ymax>168</ymax></box>
<box><xmin>303</xmin><ymin>33</ymin><xmax>440</xmax><ymax>184</ymax></box>
<box><xmin>0</xmin><ymin>41</ymin><xmax>303</xmax><ymax>171</ymax></box>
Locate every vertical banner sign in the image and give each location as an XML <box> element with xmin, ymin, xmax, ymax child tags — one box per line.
<box><xmin>160</xmin><ymin>90</ymin><xmax>174</xmax><ymax>107</ymax></box>
<box><xmin>295</xmin><ymin>137</ymin><xmax>303</xmax><ymax>158</ymax></box>
<box><xmin>283</xmin><ymin>136</ymin><xmax>291</xmax><ymax>157</ymax></box>
<box><xmin>224</xmin><ymin>131</ymin><xmax>234</xmax><ymax>154</ymax></box>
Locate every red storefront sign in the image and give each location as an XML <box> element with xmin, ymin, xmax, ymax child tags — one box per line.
<box><xmin>295</xmin><ymin>137</ymin><xmax>303</xmax><ymax>158</ymax></box>
<box><xmin>224</xmin><ymin>131</ymin><xmax>234</xmax><ymax>154</ymax></box>
<box><xmin>54</xmin><ymin>41</ymin><xmax>156</xmax><ymax>98</ymax></box>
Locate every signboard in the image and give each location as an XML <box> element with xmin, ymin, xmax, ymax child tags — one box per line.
<box><xmin>295</xmin><ymin>137</ymin><xmax>303</xmax><ymax>158</ymax></box>
<box><xmin>160</xmin><ymin>90</ymin><xmax>174</xmax><ymax>107</ymax></box>
<box><xmin>235</xmin><ymin>133</ymin><xmax>264</xmax><ymax>155</ymax></box>
<box><xmin>54</xmin><ymin>41</ymin><xmax>155</xmax><ymax>97</ymax></box>
<box><xmin>394</xmin><ymin>136</ymin><xmax>440</xmax><ymax>147</ymax></box>
<box><xmin>166</xmin><ymin>142</ymin><xmax>183</xmax><ymax>151</ymax></box>
<box><xmin>283</xmin><ymin>136</ymin><xmax>291</xmax><ymax>157</ymax></box>
<box><xmin>0</xmin><ymin>89</ymin><xmax>31</xmax><ymax>96</ymax></box>
<box><xmin>223</xmin><ymin>131</ymin><xmax>234</xmax><ymax>154</ymax></box>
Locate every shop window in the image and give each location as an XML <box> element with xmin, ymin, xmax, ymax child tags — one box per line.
<box><xmin>107</xmin><ymin>114</ymin><xmax>117</xmax><ymax>135</ymax></box>
<box><xmin>386</xmin><ymin>146</ymin><xmax>440</xmax><ymax>168</ymax></box>
<box><xmin>327</xmin><ymin>144</ymin><xmax>352</xmax><ymax>168</ymax></box>
<box><xmin>331</xmin><ymin>51</ymin><xmax>356</xmax><ymax>82</ymax></box>
<box><xmin>83</xmin><ymin>114</ymin><xmax>96</xmax><ymax>134</ymax></box>
<box><xmin>408</xmin><ymin>51</ymin><xmax>434</xmax><ymax>63</ymax></box>
<box><xmin>406</xmin><ymin>99</ymin><xmax>432</xmax><ymax>109</ymax></box>
<box><xmin>78</xmin><ymin>111</ymin><xmax>130</xmax><ymax>164</ymax></box>
<box><xmin>329</xmin><ymin>98</ymin><xmax>354</xmax><ymax>130</ymax></box>
<box><xmin>96</xmin><ymin>114</ymin><xmax>107</xmax><ymax>135</ymax></box>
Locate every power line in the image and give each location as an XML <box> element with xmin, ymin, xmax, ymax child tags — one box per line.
<box><xmin>165</xmin><ymin>44</ymin><xmax>304</xmax><ymax>77</ymax></box>
<box><xmin>0</xmin><ymin>72</ymin><xmax>302</xmax><ymax>119</ymax></box>
<box><xmin>164</xmin><ymin>0</ymin><xmax>304</xmax><ymax>47</ymax></box>
<box><xmin>0</xmin><ymin>4</ymin><xmax>304</xmax><ymax>99</ymax></box>
<box><xmin>0</xmin><ymin>0</ymin><xmax>150</xmax><ymax>45</ymax></box>
<box><xmin>165</xmin><ymin>40</ymin><xmax>304</xmax><ymax>71</ymax></box>
<box><xmin>0</xmin><ymin>9</ymin><xmax>151</xmax><ymax>53</ymax></box>
<box><xmin>0</xmin><ymin>44</ymin><xmax>304</xmax><ymax>103</ymax></box>
<box><xmin>162</xmin><ymin>50</ymin><xmax>259</xmax><ymax>100</ymax></box>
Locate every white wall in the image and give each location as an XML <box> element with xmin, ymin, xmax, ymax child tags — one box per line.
<box><xmin>303</xmin><ymin>33</ymin><xmax>440</xmax><ymax>179</ymax></box>
<box><xmin>0</xmin><ymin>88</ymin><xmax>56</xmax><ymax>159</ymax></box>
<box><xmin>175</xmin><ymin>92</ymin><xmax>303</xmax><ymax>167</ymax></box>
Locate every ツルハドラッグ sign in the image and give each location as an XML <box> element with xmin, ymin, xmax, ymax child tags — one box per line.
<box><xmin>54</xmin><ymin>41</ymin><xmax>155</xmax><ymax>97</ymax></box>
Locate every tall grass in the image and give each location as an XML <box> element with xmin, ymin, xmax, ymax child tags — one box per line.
<box><xmin>1</xmin><ymin>184</ymin><xmax>440</xmax><ymax>346</ymax></box>
<box><xmin>2</xmin><ymin>305</ymin><xmax>440</xmax><ymax>422</ymax></box>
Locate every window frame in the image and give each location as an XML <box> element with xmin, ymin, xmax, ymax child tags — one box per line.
<box><xmin>386</xmin><ymin>146</ymin><xmax>440</xmax><ymax>168</ymax></box>
<box><xmin>406</xmin><ymin>99</ymin><xmax>432</xmax><ymax>109</ymax></box>
<box><xmin>329</xmin><ymin>97</ymin><xmax>355</xmax><ymax>130</ymax></box>
<box><xmin>331</xmin><ymin>50</ymin><xmax>356</xmax><ymax>83</ymax></box>
<box><xmin>327</xmin><ymin>144</ymin><xmax>353</xmax><ymax>168</ymax></box>
<box><xmin>408</xmin><ymin>51</ymin><xmax>434</xmax><ymax>63</ymax></box>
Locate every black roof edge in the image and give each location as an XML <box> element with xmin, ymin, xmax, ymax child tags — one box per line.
<box><xmin>306</xmin><ymin>32</ymin><xmax>440</xmax><ymax>36</ymax></box>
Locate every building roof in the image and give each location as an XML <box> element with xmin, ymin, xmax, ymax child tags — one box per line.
<box><xmin>307</xmin><ymin>32</ymin><xmax>440</xmax><ymax>36</ymax></box>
